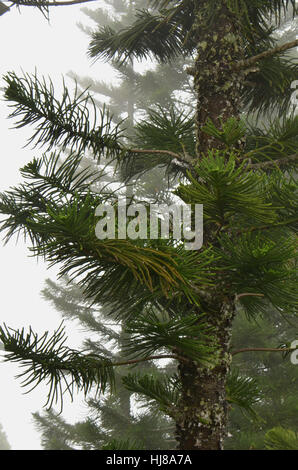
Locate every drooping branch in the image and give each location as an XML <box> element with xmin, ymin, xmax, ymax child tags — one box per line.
<box><xmin>235</xmin><ymin>39</ymin><xmax>298</xmax><ymax>70</ymax></box>
<box><xmin>0</xmin><ymin>321</ymin><xmax>187</xmax><ymax>412</ymax></box>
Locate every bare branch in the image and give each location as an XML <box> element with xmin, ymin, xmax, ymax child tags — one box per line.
<box><xmin>129</xmin><ymin>147</ymin><xmax>193</xmax><ymax>165</ymax></box>
<box><xmin>248</xmin><ymin>153</ymin><xmax>298</xmax><ymax>170</ymax></box>
<box><xmin>8</xmin><ymin>0</ymin><xmax>97</xmax><ymax>7</ymax></box>
<box><xmin>235</xmin><ymin>293</ymin><xmax>264</xmax><ymax>301</ymax></box>
<box><xmin>112</xmin><ymin>354</ymin><xmax>185</xmax><ymax>366</ymax></box>
<box><xmin>235</xmin><ymin>39</ymin><xmax>298</xmax><ymax>70</ymax></box>
<box><xmin>231</xmin><ymin>217</ymin><xmax>298</xmax><ymax>236</ymax></box>
<box><xmin>232</xmin><ymin>347</ymin><xmax>296</xmax><ymax>356</ymax></box>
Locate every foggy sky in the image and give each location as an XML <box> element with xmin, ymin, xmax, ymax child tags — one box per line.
<box><xmin>0</xmin><ymin>2</ymin><xmax>113</xmax><ymax>449</ymax></box>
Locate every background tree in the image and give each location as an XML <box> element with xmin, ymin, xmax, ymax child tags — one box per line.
<box><xmin>0</xmin><ymin>0</ymin><xmax>297</xmax><ymax>451</ymax></box>
<box><xmin>226</xmin><ymin>310</ymin><xmax>298</xmax><ymax>449</ymax></box>
<box><xmin>32</xmin><ymin>2</ymin><xmax>298</xmax><ymax>450</ymax></box>
<box><xmin>0</xmin><ymin>423</ymin><xmax>11</xmax><ymax>450</ymax></box>
<box><xmin>32</xmin><ymin>1</ymin><xmax>194</xmax><ymax>450</ymax></box>
<box><xmin>71</xmin><ymin>0</ymin><xmax>194</xmax><ymax>125</ymax></box>
<box><xmin>33</xmin><ymin>277</ymin><xmax>176</xmax><ymax>449</ymax></box>
<box><xmin>68</xmin><ymin>0</ymin><xmax>194</xmax><ymax>199</ymax></box>
<box><xmin>28</xmin><ymin>0</ymin><xmax>191</xmax><ymax>450</ymax></box>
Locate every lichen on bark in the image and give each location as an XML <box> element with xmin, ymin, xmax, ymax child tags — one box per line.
<box><xmin>175</xmin><ymin>1</ymin><xmax>246</xmax><ymax>450</ymax></box>
<box><xmin>175</xmin><ymin>300</ymin><xmax>236</xmax><ymax>450</ymax></box>
<box><xmin>190</xmin><ymin>2</ymin><xmax>246</xmax><ymax>156</ymax></box>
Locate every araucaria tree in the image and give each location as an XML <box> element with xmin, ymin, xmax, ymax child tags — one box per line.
<box><xmin>0</xmin><ymin>0</ymin><xmax>297</xmax><ymax>450</ymax></box>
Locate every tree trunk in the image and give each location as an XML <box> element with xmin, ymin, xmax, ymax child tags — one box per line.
<box><xmin>176</xmin><ymin>301</ymin><xmax>235</xmax><ymax>450</ymax></box>
<box><xmin>192</xmin><ymin>2</ymin><xmax>245</xmax><ymax>156</ymax></box>
<box><xmin>176</xmin><ymin>3</ymin><xmax>245</xmax><ymax>449</ymax></box>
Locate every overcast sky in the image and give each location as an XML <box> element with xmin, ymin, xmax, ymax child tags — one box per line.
<box><xmin>0</xmin><ymin>1</ymin><xmax>116</xmax><ymax>449</ymax></box>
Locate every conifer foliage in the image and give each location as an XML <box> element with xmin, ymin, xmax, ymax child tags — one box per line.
<box><xmin>0</xmin><ymin>0</ymin><xmax>297</xmax><ymax>450</ymax></box>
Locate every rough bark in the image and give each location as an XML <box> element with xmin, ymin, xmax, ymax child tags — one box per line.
<box><xmin>175</xmin><ymin>2</ymin><xmax>245</xmax><ymax>450</ymax></box>
<box><xmin>175</xmin><ymin>301</ymin><xmax>235</xmax><ymax>450</ymax></box>
<box><xmin>191</xmin><ymin>2</ymin><xmax>246</xmax><ymax>156</ymax></box>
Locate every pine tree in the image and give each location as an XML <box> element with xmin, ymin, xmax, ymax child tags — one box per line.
<box><xmin>224</xmin><ymin>9</ymin><xmax>298</xmax><ymax>449</ymax></box>
<box><xmin>32</xmin><ymin>7</ymin><xmax>298</xmax><ymax>450</ymax></box>
<box><xmin>70</xmin><ymin>0</ymin><xmax>194</xmax><ymax>128</ymax></box>
<box><xmin>0</xmin><ymin>0</ymin><xmax>297</xmax><ymax>450</ymax></box>
<box><xmin>29</xmin><ymin>1</ymin><xmax>190</xmax><ymax>449</ymax></box>
<box><xmin>68</xmin><ymin>0</ymin><xmax>194</xmax><ymax>198</ymax></box>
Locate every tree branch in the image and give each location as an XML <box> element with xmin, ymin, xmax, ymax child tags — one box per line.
<box><xmin>248</xmin><ymin>153</ymin><xmax>298</xmax><ymax>170</ymax></box>
<box><xmin>0</xmin><ymin>2</ymin><xmax>10</xmax><ymax>14</ymax></box>
<box><xmin>232</xmin><ymin>347</ymin><xmax>296</xmax><ymax>356</ymax></box>
<box><xmin>112</xmin><ymin>354</ymin><xmax>185</xmax><ymax>366</ymax></box>
<box><xmin>231</xmin><ymin>217</ymin><xmax>298</xmax><ymax>236</ymax></box>
<box><xmin>8</xmin><ymin>0</ymin><xmax>97</xmax><ymax>6</ymax></box>
<box><xmin>235</xmin><ymin>39</ymin><xmax>298</xmax><ymax>70</ymax></box>
<box><xmin>129</xmin><ymin>148</ymin><xmax>193</xmax><ymax>165</ymax></box>
<box><xmin>235</xmin><ymin>293</ymin><xmax>264</xmax><ymax>301</ymax></box>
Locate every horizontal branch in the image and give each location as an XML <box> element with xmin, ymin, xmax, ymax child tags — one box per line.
<box><xmin>248</xmin><ymin>153</ymin><xmax>298</xmax><ymax>170</ymax></box>
<box><xmin>112</xmin><ymin>354</ymin><xmax>182</xmax><ymax>366</ymax></box>
<box><xmin>8</xmin><ymin>0</ymin><xmax>97</xmax><ymax>6</ymax></box>
<box><xmin>235</xmin><ymin>39</ymin><xmax>298</xmax><ymax>70</ymax></box>
<box><xmin>230</xmin><ymin>217</ymin><xmax>298</xmax><ymax>237</ymax></box>
<box><xmin>235</xmin><ymin>293</ymin><xmax>264</xmax><ymax>301</ymax></box>
<box><xmin>129</xmin><ymin>147</ymin><xmax>193</xmax><ymax>165</ymax></box>
<box><xmin>232</xmin><ymin>347</ymin><xmax>296</xmax><ymax>356</ymax></box>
